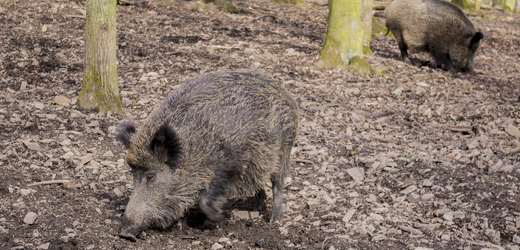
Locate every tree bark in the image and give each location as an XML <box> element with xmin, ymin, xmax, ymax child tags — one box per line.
<box><xmin>78</xmin><ymin>0</ymin><xmax>122</xmax><ymax>113</ymax></box>
<box><xmin>319</xmin><ymin>0</ymin><xmax>364</xmax><ymax>66</ymax></box>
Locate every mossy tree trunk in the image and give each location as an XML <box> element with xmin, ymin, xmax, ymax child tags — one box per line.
<box><xmin>78</xmin><ymin>0</ymin><xmax>122</xmax><ymax>113</ymax></box>
<box><xmin>318</xmin><ymin>0</ymin><xmax>376</xmax><ymax>75</ymax></box>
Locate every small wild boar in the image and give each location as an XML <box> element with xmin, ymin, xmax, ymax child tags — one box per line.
<box><xmin>116</xmin><ymin>70</ymin><xmax>299</xmax><ymax>241</ymax></box>
<box><xmin>385</xmin><ymin>0</ymin><xmax>484</xmax><ymax>73</ymax></box>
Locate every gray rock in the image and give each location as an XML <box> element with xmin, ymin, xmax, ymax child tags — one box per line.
<box><xmin>81</xmin><ymin>155</ymin><xmax>93</xmax><ymax>165</ymax></box>
<box><xmin>513</xmin><ymin>234</ymin><xmax>520</xmax><ymax>244</ymax></box>
<box><xmin>250</xmin><ymin>211</ymin><xmax>260</xmax><ymax>219</ymax></box>
<box><xmin>37</xmin><ymin>243</ymin><xmax>50</xmax><ymax>250</ymax></box>
<box><xmin>33</xmin><ymin>102</ymin><xmax>45</xmax><ymax>110</ymax></box>
<box><xmin>342</xmin><ymin>209</ymin><xmax>356</xmax><ymax>224</ymax></box>
<box><xmin>441</xmin><ymin>234</ymin><xmax>450</xmax><ymax>241</ymax></box>
<box><xmin>218</xmin><ymin>237</ymin><xmax>229</xmax><ymax>243</ymax></box>
<box><xmin>307</xmin><ymin>199</ymin><xmax>320</xmax><ymax>210</ymax></box>
<box><xmin>23</xmin><ymin>140</ymin><xmax>40</xmax><ymax>151</ymax></box>
<box><xmin>232</xmin><ymin>210</ymin><xmax>249</xmax><ymax>220</ymax></box>
<box><xmin>489</xmin><ymin>160</ymin><xmax>503</xmax><ymax>172</ymax></box>
<box><xmin>401</xmin><ymin>185</ymin><xmax>417</xmax><ymax>195</ymax></box>
<box><xmin>347</xmin><ymin>167</ymin><xmax>364</xmax><ymax>182</ymax></box>
<box><xmin>372</xmin><ymin>235</ymin><xmax>386</xmax><ymax>241</ymax></box>
<box><xmin>24</xmin><ymin>212</ymin><xmax>38</xmax><ymax>224</ymax></box>
<box><xmin>506</xmin><ymin>124</ymin><xmax>520</xmax><ymax>137</ymax></box>
<box><xmin>54</xmin><ymin>96</ymin><xmax>71</xmax><ymax>105</ymax></box>
<box><xmin>421</xmin><ymin>193</ymin><xmax>434</xmax><ymax>201</ymax></box>
<box><xmin>408</xmin><ymin>193</ymin><xmax>420</xmax><ymax>203</ymax></box>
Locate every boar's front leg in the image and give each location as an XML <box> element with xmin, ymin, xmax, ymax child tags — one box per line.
<box><xmin>434</xmin><ymin>52</ymin><xmax>456</xmax><ymax>73</ymax></box>
<box><xmin>199</xmin><ymin>178</ymin><xmax>233</xmax><ymax>228</ymax></box>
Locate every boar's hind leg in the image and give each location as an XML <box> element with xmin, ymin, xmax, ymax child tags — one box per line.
<box><xmin>394</xmin><ymin>32</ymin><xmax>411</xmax><ymax>63</ymax></box>
<box><xmin>433</xmin><ymin>52</ymin><xmax>456</xmax><ymax>73</ymax></box>
<box><xmin>270</xmin><ymin>152</ymin><xmax>290</xmax><ymax>223</ymax></box>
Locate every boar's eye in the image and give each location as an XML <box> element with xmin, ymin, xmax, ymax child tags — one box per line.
<box><xmin>146</xmin><ymin>173</ymin><xmax>156</xmax><ymax>183</ymax></box>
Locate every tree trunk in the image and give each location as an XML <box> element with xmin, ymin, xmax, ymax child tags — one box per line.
<box><xmin>319</xmin><ymin>0</ymin><xmax>364</xmax><ymax>66</ymax></box>
<box><xmin>78</xmin><ymin>0</ymin><xmax>122</xmax><ymax>113</ymax></box>
<box><xmin>318</xmin><ymin>0</ymin><xmax>378</xmax><ymax>75</ymax></box>
<box><xmin>503</xmin><ymin>0</ymin><xmax>515</xmax><ymax>10</ymax></box>
<box><xmin>361</xmin><ymin>0</ymin><xmax>373</xmax><ymax>54</ymax></box>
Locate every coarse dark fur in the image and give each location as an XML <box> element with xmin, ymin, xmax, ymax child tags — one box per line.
<box><xmin>385</xmin><ymin>0</ymin><xmax>484</xmax><ymax>73</ymax></box>
<box><xmin>116</xmin><ymin>70</ymin><xmax>299</xmax><ymax>241</ymax></box>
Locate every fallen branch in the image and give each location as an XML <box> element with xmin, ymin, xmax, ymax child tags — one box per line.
<box><xmin>27</xmin><ymin>180</ymin><xmax>71</xmax><ymax>187</ymax></box>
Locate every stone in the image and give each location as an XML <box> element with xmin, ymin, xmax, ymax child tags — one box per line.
<box><xmin>20</xmin><ymin>189</ymin><xmax>33</xmax><ymax>196</ymax></box>
<box><xmin>70</xmin><ymin>110</ymin><xmax>84</xmax><ymax>118</ymax></box>
<box><xmin>54</xmin><ymin>96</ymin><xmax>71</xmax><ymax>105</ymax></box>
<box><xmin>342</xmin><ymin>209</ymin><xmax>356</xmax><ymax>224</ymax></box>
<box><xmin>249</xmin><ymin>211</ymin><xmax>260</xmax><ymax>218</ymax></box>
<box><xmin>218</xmin><ymin>237</ymin><xmax>229</xmax><ymax>243</ymax></box>
<box><xmin>60</xmin><ymin>139</ymin><xmax>72</xmax><ymax>146</ymax></box>
<box><xmin>441</xmin><ymin>234</ymin><xmax>450</xmax><ymax>241</ymax></box>
<box><xmin>37</xmin><ymin>243</ymin><xmax>50</xmax><ymax>250</ymax></box>
<box><xmin>113</xmin><ymin>188</ymin><xmax>123</xmax><ymax>197</ymax></box>
<box><xmin>489</xmin><ymin>160</ymin><xmax>503</xmax><ymax>172</ymax></box>
<box><xmin>23</xmin><ymin>140</ymin><xmax>40</xmax><ymax>151</ymax></box>
<box><xmin>408</xmin><ymin>193</ymin><xmax>420</xmax><ymax>203</ymax></box>
<box><xmin>103</xmin><ymin>151</ymin><xmax>114</xmax><ymax>157</ymax></box>
<box><xmin>211</xmin><ymin>243</ymin><xmax>223</xmax><ymax>250</ymax></box>
<box><xmin>421</xmin><ymin>193</ymin><xmax>434</xmax><ymax>201</ymax></box>
<box><xmin>506</xmin><ymin>124</ymin><xmax>520</xmax><ymax>137</ymax></box>
<box><xmin>81</xmin><ymin>155</ymin><xmax>93</xmax><ymax>165</ymax></box>
<box><xmin>372</xmin><ymin>235</ymin><xmax>386</xmax><ymax>241</ymax></box>
<box><xmin>24</xmin><ymin>212</ymin><xmax>38</xmax><ymax>224</ymax></box>
<box><xmin>33</xmin><ymin>102</ymin><xmax>45</xmax><ymax>110</ymax></box>
<box><xmin>467</xmin><ymin>140</ymin><xmax>480</xmax><ymax>149</ymax></box>
<box><xmin>307</xmin><ymin>199</ymin><xmax>320</xmax><ymax>210</ymax></box>
<box><xmin>400</xmin><ymin>185</ymin><xmax>417</xmax><ymax>195</ymax></box>
<box><xmin>346</xmin><ymin>167</ymin><xmax>364</xmax><ymax>182</ymax></box>
<box><xmin>232</xmin><ymin>210</ymin><xmax>249</xmax><ymax>220</ymax></box>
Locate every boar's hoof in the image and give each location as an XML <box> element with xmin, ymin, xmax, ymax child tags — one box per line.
<box><xmin>201</xmin><ymin>219</ymin><xmax>218</xmax><ymax>230</ymax></box>
<box><xmin>119</xmin><ymin>229</ymin><xmax>138</xmax><ymax>242</ymax></box>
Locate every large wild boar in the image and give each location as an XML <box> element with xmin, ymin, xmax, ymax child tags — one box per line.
<box><xmin>385</xmin><ymin>0</ymin><xmax>484</xmax><ymax>73</ymax></box>
<box><xmin>116</xmin><ymin>70</ymin><xmax>299</xmax><ymax>241</ymax></box>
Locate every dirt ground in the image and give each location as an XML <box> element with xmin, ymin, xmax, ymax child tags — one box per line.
<box><xmin>1</xmin><ymin>0</ymin><xmax>520</xmax><ymax>249</ymax></box>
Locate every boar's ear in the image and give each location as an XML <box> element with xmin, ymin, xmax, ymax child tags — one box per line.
<box><xmin>466</xmin><ymin>31</ymin><xmax>484</xmax><ymax>50</ymax></box>
<box><xmin>150</xmin><ymin>124</ymin><xmax>182</xmax><ymax>166</ymax></box>
<box><xmin>116</xmin><ymin>122</ymin><xmax>136</xmax><ymax>149</ymax></box>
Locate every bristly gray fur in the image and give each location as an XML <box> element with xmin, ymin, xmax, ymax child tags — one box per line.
<box><xmin>118</xmin><ymin>70</ymin><xmax>299</xmax><ymax>240</ymax></box>
<box><xmin>385</xmin><ymin>0</ymin><xmax>484</xmax><ymax>73</ymax></box>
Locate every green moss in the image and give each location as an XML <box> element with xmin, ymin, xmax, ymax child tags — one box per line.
<box><xmin>347</xmin><ymin>56</ymin><xmax>386</xmax><ymax>76</ymax></box>
<box><xmin>372</xmin><ymin>17</ymin><xmax>392</xmax><ymax>37</ymax></box>
<box><xmin>363</xmin><ymin>44</ymin><xmax>372</xmax><ymax>55</ymax></box>
<box><xmin>79</xmin><ymin>65</ymin><xmax>122</xmax><ymax>113</ymax></box>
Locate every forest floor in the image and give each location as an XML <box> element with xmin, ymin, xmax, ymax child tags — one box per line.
<box><xmin>1</xmin><ymin>0</ymin><xmax>520</xmax><ymax>249</ymax></box>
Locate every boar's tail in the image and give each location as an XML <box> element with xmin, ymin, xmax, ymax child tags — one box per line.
<box><xmin>384</xmin><ymin>25</ymin><xmax>390</xmax><ymax>36</ymax></box>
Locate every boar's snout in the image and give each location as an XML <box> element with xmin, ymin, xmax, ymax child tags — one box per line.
<box><xmin>119</xmin><ymin>216</ymin><xmax>145</xmax><ymax>242</ymax></box>
<box><xmin>119</xmin><ymin>228</ymin><xmax>138</xmax><ymax>242</ymax></box>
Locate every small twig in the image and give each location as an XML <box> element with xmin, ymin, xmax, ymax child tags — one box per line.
<box><xmin>66</xmin><ymin>15</ymin><xmax>86</xmax><ymax>19</ymax></box>
<box><xmin>27</xmin><ymin>180</ymin><xmax>70</xmax><ymax>187</ymax></box>
<box><xmin>252</xmin><ymin>14</ymin><xmax>277</xmax><ymax>22</ymax></box>
<box><xmin>321</xmin><ymin>236</ymin><xmax>332</xmax><ymax>249</ymax></box>
<box><xmin>291</xmin><ymin>158</ymin><xmax>314</xmax><ymax>164</ymax></box>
